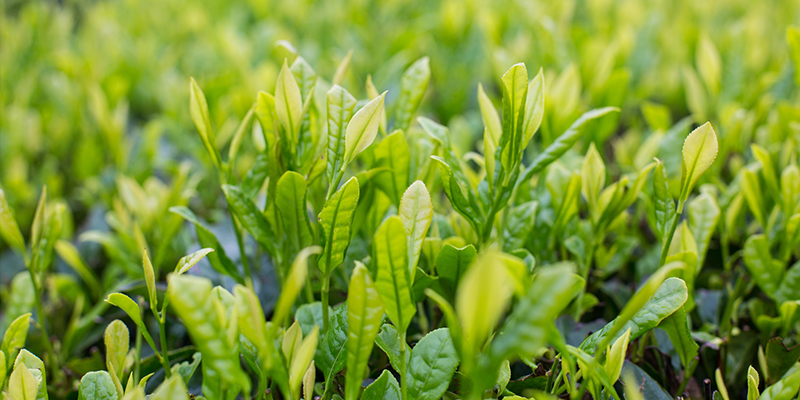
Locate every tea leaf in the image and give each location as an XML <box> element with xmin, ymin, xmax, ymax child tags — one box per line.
<box><xmin>394</xmin><ymin>57</ymin><xmax>430</xmax><ymax>132</ymax></box>
<box><xmin>150</xmin><ymin>374</ymin><xmax>189</xmax><ymax>400</ymax></box>
<box><xmin>142</xmin><ymin>249</ymin><xmax>157</xmax><ymax>310</ymax></box>
<box><xmin>499</xmin><ymin>63</ymin><xmax>528</xmax><ymax>183</ymax></box>
<box><xmin>104</xmin><ymin>320</ymin><xmax>129</xmax><ymax>380</ymax></box>
<box><xmin>374</xmin><ymin>216</ymin><xmax>415</xmax><ymax>333</ymax></box>
<box><xmin>748</xmin><ymin>366</ymin><xmax>760</xmax><ymax>400</ymax></box>
<box><xmin>760</xmin><ymin>363</ymin><xmax>800</xmax><ymax>400</ymax></box>
<box><xmin>78</xmin><ymin>370</ymin><xmax>117</xmax><ymax>400</ymax></box>
<box><xmin>174</xmin><ymin>247</ymin><xmax>214</xmax><ymax>275</ymax></box>
<box><xmin>405</xmin><ymin>328</ymin><xmax>459</xmax><ymax>400</ymax></box>
<box><xmin>169</xmin><ymin>206</ymin><xmax>242</xmax><ymax>282</ymax></box>
<box><xmin>316</xmin><ymin>304</ymin><xmax>348</xmax><ymax>387</ymax></box>
<box><xmin>276</xmin><ymin>171</ymin><xmax>314</xmax><ymax>255</ymax></box>
<box><xmin>275</xmin><ymin>60</ymin><xmax>303</xmax><ymax>143</ymax></box>
<box><xmin>343</xmin><ymin>91</ymin><xmax>387</xmax><ymax>167</ymax></box>
<box><xmin>399</xmin><ymin>180</ymin><xmax>433</xmax><ymax>279</ymax></box>
<box><xmin>523</xmin><ymin>68</ymin><xmax>546</xmax><ymax>146</ymax></box>
<box><xmin>652</xmin><ymin>159</ymin><xmax>675</xmax><ymax>242</ymax></box>
<box><xmin>327</xmin><ymin>85</ymin><xmax>359</xmax><ymax>186</ymax></box>
<box><xmin>222</xmin><ymin>184</ymin><xmax>278</xmax><ymax>255</ymax></box>
<box><xmin>375</xmin><ymin>324</ymin><xmax>409</xmax><ymax>373</ymax></box>
<box><xmin>582</xmin><ymin>143</ymin><xmax>606</xmax><ymax>218</ymax></box>
<box><xmin>743</xmin><ymin>234</ymin><xmax>783</xmax><ymax>298</ymax></box>
<box><xmin>362</xmin><ymin>369</ymin><xmax>401</xmax><ymax>400</ymax></box>
<box><xmin>189</xmin><ymin>78</ymin><xmax>222</xmax><ymax>169</ymax></box>
<box><xmin>274</xmin><ymin>246</ymin><xmax>322</xmax><ymax>325</ymax></box>
<box><xmin>345</xmin><ymin>262</ymin><xmax>385</xmax><ymax>400</ymax></box>
<box><xmin>105</xmin><ymin>294</ymin><xmax>143</xmax><ymax>330</ymax></box>
<box><xmin>373</xmin><ymin>131</ymin><xmax>410</xmax><ymax>205</ymax></box>
<box><xmin>435</xmin><ymin>244</ymin><xmax>477</xmax><ymax>299</ymax></box>
<box><xmin>318</xmin><ymin>177</ymin><xmax>360</xmax><ymax>275</ymax></box>
<box><xmin>478</xmin><ymin>83</ymin><xmax>501</xmax><ymax>150</ymax></box>
<box><xmin>679</xmin><ymin>122</ymin><xmax>718</xmax><ymax>202</ymax></box>
<box><xmin>0</xmin><ymin>189</ymin><xmax>27</xmax><ymax>258</ymax></box>
<box><xmin>658</xmin><ymin>305</ymin><xmax>698</xmax><ymax>368</ymax></box>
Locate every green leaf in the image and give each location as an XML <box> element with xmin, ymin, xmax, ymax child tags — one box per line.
<box><xmin>765</xmin><ymin>337</ymin><xmax>800</xmax><ymax>384</ymax></box>
<box><xmin>141</xmin><ymin>250</ymin><xmax>157</xmax><ymax>310</ymax></box>
<box><xmin>743</xmin><ymin>234</ymin><xmax>783</xmax><ymax>299</ymax></box>
<box><xmin>150</xmin><ymin>374</ymin><xmax>189</xmax><ymax>400</ymax></box>
<box><xmin>327</xmin><ymin>85</ymin><xmax>358</xmax><ymax>185</ymax></box>
<box><xmin>274</xmin><ymin>246</ymin><xmax>322</xmax><ymax>325</ymax></box>
<box><xmin>104</xmin><ymin>294</ymin><xmax>143</xmax><ymax>331</ymax></box>
<box><xmin>581</xmin><ymin>143</ymin><xmax>606</xmax><ymax>218</ymax></box>
<box><xmin>502</xmin><ymin>201</ymin><xmax>538</xmax><ymax>252</ymax></box>
<box><xmin>687</xmin><ymin>193</ymin><xmax>720</xmax><ymax>268</ymax></box>
<box><xmin>1</xmin><ymin>273</ymin><xmax>34</xmax><ymax>334</ymax></box>
<box><xmin>104</xmin><ymin>320</ymin><xmax>129</xmax><ymax>380</ymax></box>
<box><xmin>374</xmin><ymin>324</ymin><xmax>409</xmax><ymax>373</ymax></box>
<box><xmin>78</xmin><ymin>371</ymin><xmax>118</xmax><ymax>400</ymax></box>
<box><xmin>289</xmin><ymin>327</ymin><xmax>319</xmax><ymax>396</ymax></box>
<box><xmin>174</xmin><ymin>248</ymin><xmax>214</xmax><ymax>275</ymax></box>
<box><xmin>55</xmin><ymin>240</ymin><xmax>101</xmax><ymax>298</ymax></box>
<box><xmin>2</xmin><ymin>313</ymin><xmax>31</xmax><ymax>367</ymax></box>
<box><xmin>456</xmin><ymin>251</ymin><xmax>514</xmax><ymax>372</ymax></box>
<box><xmin>169</xmin><ymin>206</ymin><xmax>241</xmax><ymax>282</ymax></box>
<box><xmin>275</xmin><ymin>60</ymin><xmax>303</xmax><ymax>145</ymax></box>
<box><xmin>318</xmin><ymin>177</ymin><xmax>360</xmax><ymax>275</ymax></box>
<box><xmin>316</xmin><ymin>304</ymin><xmax>348</xmax><ymax>388</ymax></box>
<box><xmin>167</xmin><ymin>275</ymin><xmax>250</xmax><ymax>393</ymax></box>
<box><xmin>228</xmin><ymin>103</ymin><xmax>256</xmax><ymax>165</ymax></box>
<box><xmin>478</xmin><ymin>83</ymin><xmax>502</xmax><ymax>151</ymax></box>
<box><xmin>373</xmin><ymin>131</ymin><xmax>410</xmax><ymax>205</ymax></box>
<box><xmin>0</xmin><ymin>350</ymin><xmax>5</xmax><ymax>389</ymax></box>
<box><xmin>774</xmin><ymin>260</ymin><xmax>800</xmax><ymax>304</ymax></box>
<box><xmin>523</xmin><ymin>68</ymin><xmax>546</xmax><ymax>146</ymax></box>
<box><xmin>752</xmin><ymin>144</ymin><xmax>780</xmax><ymax>202</ymax></box>
<box><xmin>604</xmin><ymin>328</ymin><xmax>631</xmax><ymax>382</ymax></box>
<box><xmin>0</xmin><ymin>189</ymin><xmax>27</xmax><ymax>258</ymax></box>
<box><xmin>189</xmin><ymin>78</ymin><xmax>222</xmax><ymax>169</ymax></box>
<box><xmin>748</xmin><ymin>365</ymin><xmax>760</xmax><ymax>400</ymax></box>
<box><xmin>499</xmin><ymin>63</ymin><xmax>529</xmax><ymax>184</ymax></box>
<box><xmin>12</xmin><ymin>350</ymin><xmax>46</xmax><ymax>400</ymax></box>
<box><xmin>518</xmin><ymin>107</ymin><xmax>619</xmax><ymax>185</ymax></box>
<box><xmin>679</xmin><ymin>122</ymin><xmax>718</xmax><ymax>202</ymax></box>
<box><xmin>580</xmin><ymin>265</ymin><xmax>686</xmax><ymax>353</ymax></box>
<box><xmin>405</xmin><ymin>328</ymin><xmax>459</xmax><ymax>400</ymax></box>
<box><xmin>697</xmin><ymin>34</ymin><xmax>722</xmax><ymax>95</ymax></box>
<box><xmin>374</xmin><ymin>216</ymin><xmax>415</xmax><ymax>333</ymax></box>
<box><xmin>343</xmin><ymin>91</ymin><xmax>387</xmax><ymax>167</ymax></box>
<box><xmin>276</xmin><ymin>171</ymin><xmax>314</xmax><ymax>255</ymax></box>
<box><xmin>394</xmin><ymin>57</ymin><xmax>430</xmax><ymax>132</ymax></box>
<box><xmin>345</xmin><ymin>262</ymin><xmax>385</xmax><ymax>400</ymax></box>
<box><xmin>480</xmin><ymin>265</ymin><xmax>580</xmax><ymax>384</ymax></box>
<box><xmin>760</xmin><ymin>363</ymin><xmax>800</xmax><ymax>400</ymax></box>
<box><xmin>435</xmin><ymin>244</ymin><xmax>477</xmax><ymax>299</ymax></box>
<box><xmin>362</xmin><ymin>369</ymin><xmax>401</xmax><ymax>400</ymax></box>
<box><xmin>222</xmin><ymin>184</ymin><xmax>278</xmax><ymax>256</ymax></box>
<box><xmin>431</xmin><ymin>156</ymin><xmax>481</xmax><ymax>227</ymax></box>
<box><xmin>399</xmin><ymin>180</ymin><xmax>432</xmax><ymax>279</ymax></box>
<box><xmin>781</xmin><ymin>164</ymin><xmax>800</xmax><ymax>217</ymax></box>
<box><xmin>742</xmin><ymin>167</ymin><xmax>767</xmax><ymax>228</ymax></box>
<box><xmin>658</xmin><ymin>305</ymin><xmax>698</xmax><ymax>368</ymax></box>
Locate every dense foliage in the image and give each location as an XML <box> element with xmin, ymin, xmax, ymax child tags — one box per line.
<box><xmin>2</xmin><ymin>0</ymin><xmax>800</xmax><ymax>399</ymax></box>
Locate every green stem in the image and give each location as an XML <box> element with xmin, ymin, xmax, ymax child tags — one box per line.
<box><xmin>230</xmin><ymin>210</ymin><xmax>254</xmax><ymax>288</ymax></box>
<box><xmin>659</xmin><ymin>199</ymin><xmax>684</xmax><ymax>266</ymax></box>
<box><xmin>134</xmin><ymin>325</ymin><xmax>142</xmax><ymax>383</ymax></box>
<box><xmin>321</xmin><ymin>274</ymin><xmax>331</xmax><ymax>332</ymax></box>
<box><xmin>158</xmin><ymin>313</ymin><xmax>172</xmax><ymax>377</ymax></box>
<box><xmin>28</xmin><ymin>270</ymin><xmax>57</xmax><ymax>369</ymax></box>
<box><xmin>677</xmin><ymin>357</ymin><xmax>699</xmax><ymax>396</ymax></box>
<box><xmin>399</xmin><ymin>330</ymin><xmax>408</xmax><ymax>400</ymax></box>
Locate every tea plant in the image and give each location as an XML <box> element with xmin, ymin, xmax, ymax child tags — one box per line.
<box><xmin>2</xmin><ymin>1</ymin><xmax>800</xmax><ymax>398</ymax></box>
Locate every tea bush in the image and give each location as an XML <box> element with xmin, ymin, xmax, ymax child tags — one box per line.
<box><xmin>2</xmin><ymin>0</ymin><xmax>800</xmax><ymax>399</ymax></box>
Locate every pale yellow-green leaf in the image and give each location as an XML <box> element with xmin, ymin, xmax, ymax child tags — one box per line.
<box><xmin>105</xmin><ymin>293</ymin><xmax>143</xmax><ymax>329</ymax></box>
<box><xmin>399</xmin><ymin>181</ymin><xmax>433</xmax><ymax>280</ymax></box>
<box><xmin>581</xmin><ymin>142</ymin><xmax>606</xmax><ymax>218</ymax></box>
<box><xmin>274</xmin><ymin>246</ymin><xmax>322</xmax><ymax>325</ymax></box>
<box><xmin>789</xmin><ymin>27</ymin><xmax>800</xmax><ymax>86</ymax></box>
<box><xmin>290</xmin><ymin>327</ymin><xmax>319</xmax><ymax>396</ymax></box>
<box><xmin>0</xmin><ymin>189</ymin><xmax>26</xmax><ymax>258</ymax></box>
<box><xmin>343</xmin><ymin>91</ymin><xmax>387</xmax><ymax>167</ymax></box>
<box><xmin>332</xmin><ymin>49</ymin><xmax>353</xmax><ymax>86</ymax></box>
<box><xmin>8</xmin><ymin>364</ymin><xmax>38</xmax><ymax>400</ymax></box>
<box><xmin>150</xmin><ymin>374</ymin><xmax>189</xmax><ymax>400</ymax></box>
<box><xmin>523</xmin><ymin>68</ymin><xmax>545</xmax><ymax>147</ymax></box>
<box><xmin>174</xmin><ymin>248</ymin><xmax>214</xmax><ymax>275</ymax></box>
<box><xmin>275</xmin><ymin>60</ymin><xmax>303</xmax><ymax>141</ymax></box>
<box><xmin>604</xmin><ymin>327</ymin><xmax>631</xmax><ymax>382</ymax></box>
<box><xmin>142</xmin><ymin>249</ymin><xmax>157</xmax><ymax>311</ymax></box>
<box><xmin>189</xmin><ymin>78</ymin><xmax>221</xmax><ymax>169</ymax></box>
<box><xmin>715</xmin><ymin>368</ymin><xmax>730</xmax><ymax>400</ymax></box>
<box><xmin>302</xmin><ymin>360</ymin><xmax>316</xmax><ymax>400</ymax></box>
<box><xmin>680</xmin><ymin>122</ymin><xmax>718</xmax><ymax>202</ymax></box>
<box><xmin>697</xmin><ymin>34</ymin><xmax>721</xmax><ymax>95</ymax></box>
<box><xmin>366</xmin><ymin>75</ymin><xmax>387</xmax><ymax>135</ymax></box>
<box><xmin>104</xmin><ymin>320</ymin><xmax>129</xmax><ymax>381</ymax></box>
<box><xmin>478</xmin><ymin>83</ymin><xmax>501</xmax><ymax>148</ymax></box>
<box><xmin>456</xmin><ymin>251</ymin><xmax>514</xmax><ymax>367</ymax></box>
<box><xmin>682</xmin><ymin>66</ymin><xmax>708</xmax><ymax>121</ymax></box>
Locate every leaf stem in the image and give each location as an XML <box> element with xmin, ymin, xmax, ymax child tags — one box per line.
<box><xmin>659</xmin><ymin>199</ymin><xmax>684</xmax><ymax>266</ymax></box>
<box><xmin>399</xmin><ymin>330</ymin><xmax>408</xmax><ymax>400</ymax></box>
<box><xmin>321</xmin><ymin>273</ymin><xmax>331</xmax><ymax>332</ymax></box>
